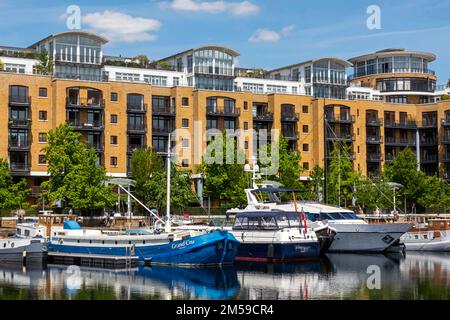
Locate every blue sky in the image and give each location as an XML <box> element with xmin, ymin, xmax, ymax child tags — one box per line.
<box><xmin>0</xmin><ymin>0</ymin><xmax>449</xmax><ymax>82</ymax></box>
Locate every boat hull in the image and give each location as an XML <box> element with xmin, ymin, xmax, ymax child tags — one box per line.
<box><xmin>48</xmin><ymin>230</ymin><xmax>239</xmax><ymax>267</ymax></box>
<box><xmin>403</xmin><ymin>239</ymin><xmax>450</xmax><ymax>251</ymax></box>
<box><xmin>327</xmin><ymin>223</ymin><xmax>413</xmax><ymax>253</ymax></box>
<box><xmin>0</xmin><ymin>239</ymin><xmax>46</xmax><ymax>263</ymax></box>
<box><xmin>235</xmin><ymin>241</ymin><xmax>320</xmax><ymax>262</ymax></box>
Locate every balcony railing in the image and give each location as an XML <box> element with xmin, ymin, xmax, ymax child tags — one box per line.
<box><xmin>421</xmin><ymin>119</ymin><xmax>438</xmax><ymax>128</ymax></box>
<box><xmin>421</xmin><ymin>154</ymin><xmax>438</xmax><ymax>163</ymax></box>
<box><xmin>9</xmin><ymin>162</ymin><xmax>30</xmax><ymax>172</ymax></box>
<box><xmin>9</xmin><ymin>95</ymin><xmax>31</xmax><ymax>105</ymax></box>
<box><xmin>366</xmin><ymin>136</ymin><xmax>382</xmax><ymax>144</ymax></box>
<box><xmin>367</xmin><ymin>153</ymin><xmax>382</xmax><ymax>162</ymax></box>
<box><xmin>420</xmin><ymin>138</ymin><xmax>437</xmax><ymax>146</ymax></box>
<box><xmin>127</xmin><ymin>104</ymin><xmax>148</xmax><ymax>113</ymax></box>
<box><xmin>152</xmin><ymin>127</ymin><xmax>174</xmax><ymax>134</ymax></box>
<box><xmin>128</xmin><ymin>144</ymin><xmax>146</xmax><ymax>153</ymax></box>
<box><xmin>281</xmin><ymin>112</ymin><xmax>299</xmax><ymax>122</ymax></box>
<box><xmin>253</xmin><ymin>113</ymin><xmax>274</xmax><ymax>122</ymax></box>
<box><xmin>87</xmin><ymin>143</ymin><xmax>104</xmax><ymax>152</ymax></box>
<box><xmin>206</xmin><ymin>106</ymin><xmax>240</xmax><ymax>117</ymax></box>
<box><xmin>152</xmin><ymin>106</ymin><xmax>175</xmax><ymax>115</ymax></box>
<box><xmin>384</xmin><ymin>120</ymin><xmax>417</xmax><ymax>129</ymax></box>
<box><xmin>69</xmin><ymin>121</ymin><xmax>104</xmax><ymax>131</ymax></box>
<box><xmin>441</xmin><ymin>118</ymin><xmax>450</xmax><ymax>127</ymax></box>
<box><xmin>66</xmin><ymin>97</ymin><xmax>105</xmax><ymax>109</ymax></box>
<box><xmin>348</xmin><ymin>68</ymin><xmax>436</xmax><ymax>80</ymax></box>
<box><xmin>9</xmin><ymin>119</ymin><xmax>31</xmax><ymax>128</ymax></box>
<box><xmin>366</xmin><ymin>118</ymin><xmax>382</xmax><ymax>126</ymax></box>
<box><xmin>327</xmin><ymin>133</ymin><xmax>355</xmax><ymax>141</ymax></box>
<box><xmin>9</xmin><ymin>139</ymin><xmax>31</xmax><ymax>150</ymax></box>
<box><xmin>385</xmin><ymin>137</ymin><xmax>416</xmax><ymax>146</ymax></box>
<box><xmin>55</xmin><ymin>53</ymin><xmax>101</xmax><ymax>65</ymax></box>
<box><xmin>282</xmin><ymin>131</ymin><xmax>298</xmax><ymax>140</ymax></box>
<box><xmin>128</xmin><ymin>123</ymin><xmax>146</xmax><ymax>132</ymax></box>
<box><xmin>328</xmin><ymin>115</ymin><xmax>355</xmax><ymax>124</ymax></box>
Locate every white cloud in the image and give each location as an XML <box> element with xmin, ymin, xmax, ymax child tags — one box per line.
<box><xmin>281</xmin><ymin>24</ymin><xmax>295</xmax><ymax>36</ymax></box>
<box><xmin>160</xmin><ymin>0</ymin><xmax>259</xmax><ymax>16</ymax></box>
<box><xmin>248</xmin><ymin>29</ymin><xmax>280</xmax><ymax>43</ymax></box>
<box><xmin>249</xmin><ymin>25</ymin><xmax>295</xmax><ymax>43</ymax></box>
<box><xmin>82</xmin><ymin>10</ymin><xmax>161</xmax><ymax>43</ymax></box>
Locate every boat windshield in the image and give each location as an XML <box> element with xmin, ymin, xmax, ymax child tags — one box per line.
<box><xmin>319</xmin><ymin>212</ymin><xmax>360</xmax><ymax>220</ymax></box>
<box><xmin>251</xmin><ymin>190</ymin><xmax>302</xmax><ymax>204</ymax></box>
<box><xmin>233</xmin><ymin>213</ymin><xmax>303</xmax><ymax>230</ymax></box>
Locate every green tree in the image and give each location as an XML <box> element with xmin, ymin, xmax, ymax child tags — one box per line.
<box><xmin>130</xmin><ymin>148</ymin><xmax>197</xmax><ymax>214</ymax></box>
<box><xmin>354</xmin><ymin>176</ymin><xmax>394</xmax><ymax>213</ymax></box>
<box><xmin>309</xmin><ymin>165</ymin><xmax>324</xmax><ymax>202</ymax></box>
<box><xmin>277</xmin><ymin>136</ymin><xmax>306</xmax><ymax>191</ymax></box>
<box><xmin>35</xmin><ymin>50</ymin><xmax>53</xmax><ymax>75</ymax></box>
<box><xmin>384</xmin><ymin>147</ymin><xmax>426</xmax><ymax>211</ymax></box>
<box><xmin>157</xmin><ymin>61</ymin><xmax>173</xmax><ymax>70</ymax></box>
<box><xmin>0</xmin><ymin>159</ymin><xmax>30</xmax><ymax>209</ymax></box>
<box><xmin>63</xmin><ymin>149</ymin><xmax>116</xmax><ymax>213</ymax></box>
<box><xmin>41</xmin><ymin>123</ymin><xmax>115</xmax><ymax>213</ymax></box>
<box><xmin>326</xmin><ymin>142</ymin><xmax>357</xmax><ymax>206</ymax></box>
<box><xmin>199</xmin><ymin>133</ymin><xmax>247</xmax><ymax>208</ymax></box>
<box><xmin>416</xmin><ymin>175</ymin><xmax>450</xmax><ymax>211</ymax></box>
<box><xmin>133</xmin><ymin>55</ymin><xmax>150</xmax><ymax>68</ymax></box>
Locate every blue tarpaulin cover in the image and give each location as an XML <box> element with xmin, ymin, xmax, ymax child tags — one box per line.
<box><xmin>63</xmin><ymin>221</ymin><xmax>82</xmax><ymax>230</ymax></box>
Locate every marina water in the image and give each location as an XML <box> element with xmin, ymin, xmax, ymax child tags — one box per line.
<box><xmin>0</xmin><ymin>253</ymin><xmax>448</xmax><ymax>300</ymax></box>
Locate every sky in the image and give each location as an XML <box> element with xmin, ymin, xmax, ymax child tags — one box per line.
<box><xmin>0</xmin><ymin>0</ymin><xmax>449</xmax><ymax>82</ymax></box>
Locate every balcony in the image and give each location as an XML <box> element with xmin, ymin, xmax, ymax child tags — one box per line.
<box><xmin>127</xmin><ymin>144</ymin><xmax>146</xmax><ymax>154</ymax></box>
<box><xmin>206</xmin><ymin>106</ymin><xmax>240</xmax><ymax>117</ymax></box>
<box><xmin>367</xmin><ymin>153</ymin><xmax>382</xmax><ymax>162</ymax></box>
<box><xmin>421</xmin><ymin>154</ymin><xmax>438</xmax><ymax>164</ymax></box>
<box><xmin>420</xmin><ymin>138</ymin><xmax>437</xmax><ymax>146</ymax></box>
<box><xmin>9</xmin><ymin>118</ymin><xmax>31</xmax><ymax>129</ymax></box>
<box><xmin>385</xmin><ymin>137</ymin><xmax>416</xmax><ymax>146</ymax></box>
<box><xmin>87</xmin><ymin>143</ymin><xmax>104</xmax><ymax>152</ymax></box>
<box><xmin>152</xmin><ymin>106</ymin><xmax>175</xmax><ymax>116</ymax></box>
<box><xmin>385</xmin><ymin>154</ymin><xmax>396</xmax><ymax>163</ymax></box>
<box><xmin>442</xmin><ymin>135</ymin><xmax>450</xmax><ymax>144</ymax></box>
<box><xmin>152</xmin><ymin>127</ymin><xmax>174</xmax><ymax>135</ymax></box>
<box><xmin>282</xmin><ymin>131</ymin><xmax>298</xmax><ymax>140</ymax></box>
<box><xmin>327</xmin><ymin>115</ymin><xmax>355</xmax><ymax>124</ymax></box>
<box><xmin>366</xmin><ymin>118</ymin><xmax>382</xmax><ymax>127</ymax></box>
<box><xmin>281</xmin><ymin>112</ymin><xmax>299</xmax><ymax>122</ymax></box>
<box><xmin>9</xmin><ymin>162</ymin><xmax>30</xmax><ymax>173</ymax></box>
<box><xmin>384</xmin><ymin>120</ymin><xmax>417</xmax><ymax>129</ymax></box>
<box><xmin>443</xmin><ymin>154</ymin><xmax>450</xmax><ymax>163</ymax></box>
<box><xmin>366</xmin><ymin>135</ymin><xmax>382</xmax><ymax>144</ymax></box>
<box><xmin>326</xmin><ymin>133</ymin><xmax>355</xmax><ymax>142</ymax></box>
<box><xmin>442</xmin><ymin>118</ymin><xmax>450</xmax><ymax>127</ymax></box>
<box><xmin>326</xmin><ymin>152</ymin><xmax>355</xmax><ymax>161</ymax></box>
<box><xmin>127</xmin><ymin>123</ymin><xmax>146</xmax><ymax>134</ymax></box>
<box><xmin>127</xmin><ymin>104</ymin><xmax>148</xmax><ymax>113</ymax></box>
<box><xmin>421</xmin><ymin>119</ymin><xmax>437</xmax><ymax>129</ymax></box>
<box><xmin>66</xmin><ymin>97</ymin><xmax>105</xmax><ymax>109</ymax></box>
<box><xmin>9</xmin><ymin>95</ymin><xmax>31</xmax><ymax>106</ymax></box>
<box><xmin>8</xmin><ymin>139</ymin><xmax>31</xmax><ymax>151</ymax></box>
<box><xmin>69</xmin><ymin>121</ymin><xmax>104</xmax><ymax>131</ymax></box>
<box><xmin>253</xmin><ymin>113</ymin><xmax>274</xmax><ymax>122</ymax></box>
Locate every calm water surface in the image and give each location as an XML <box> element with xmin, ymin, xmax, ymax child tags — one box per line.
<box><xmin>0</xmin><ymin>253</ymin><xmax>448</xmax><ymax>300</ymax></box>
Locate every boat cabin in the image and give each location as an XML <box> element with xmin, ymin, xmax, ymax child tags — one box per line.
<box><xmin>233</xmin><ymin>212</ymin><xmax>304</xmax><ymax>231</ymax></box>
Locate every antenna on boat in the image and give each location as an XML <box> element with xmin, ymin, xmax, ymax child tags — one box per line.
<box><xmin>244</xmin><ymin>156</ymin><xmax>259</xmax><ymax>189</ymax></box>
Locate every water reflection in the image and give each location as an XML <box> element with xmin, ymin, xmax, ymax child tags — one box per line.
<box><xmin>0</xmin><ymin>253</ymin><xmax>449</xmax><ymax>300</ymax></box>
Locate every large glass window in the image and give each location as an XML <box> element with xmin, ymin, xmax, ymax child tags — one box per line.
<box><xmin>127</xmin><ymin>94</ymin><xmax>144</xmax><ymax>110</ymax></box>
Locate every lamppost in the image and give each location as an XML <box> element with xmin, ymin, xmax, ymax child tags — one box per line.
<box><xmin>387</xmin><ymin>182</ymin><xmax>403</xmax><ymax>214</ymax></box>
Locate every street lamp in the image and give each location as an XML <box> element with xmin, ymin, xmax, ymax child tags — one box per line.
<box><xmin>387</xmin><ymin>182</ymin><xmax>403</xmax><ymax>214</ymax></box>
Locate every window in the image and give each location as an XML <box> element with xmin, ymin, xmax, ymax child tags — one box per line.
<box><xmin>110</xmin><ymin>136</ymin><xmax>118</xmax><ymax>145</ymax></box>
<box><xmin>302</xmin><ymin>125</ymin><xmax>309</xmax><ymax>133</ymax></box>
<box><xmin>244</xmin><ymin>101</ymin><xmax>248</xmax><ymax>111</ymax></box>
<box><xmin>244</xmin><ymin>141</ymin><xmax>249</xmax><ymax>150</ymax></box>
<box><xmin>182</xmin><ymin>139</ymin><xmax>189</xmax><ymax>148</ymax></box>
<box><xmin>5</xmin><ymin>63</ymin><xmax>25</xmax><ymax>74</ymax></box>
<box><xmin>182</xmin><ymin>159</ymin><xmax>189</xmax><ymax>167</ymax></box>
<box><xmin>38</xmin><ymin>155</ymin><xmax>46</xmax><ymax>164</ymax></box>
<box><xmin>182</xmin><ymin>118</ymin><xmax>189</xmax><ymax>128</ymax></box>
<box><xmin>292</xmin><ymin>87</ymin><xmax>298</xmax><ymax>94</ymax></box>
<box><xmin>111</xmin><ymin>92</ymin><xmax>118</xmax><ymax>102</ymax></box>
<box><xmin>39</xmin><ymin>111</ymin><xmax>47</xmax><ymax>121</ymax></box>
<box><xmin>173</xmin><ymin>77</ymin><xmax>180</xmax><ymax>86</ymax></box>
<box><xmin>182</xmin><ymin>97</ymin><xmax>189</xmax><ymax>106</ymax></box>
<box><xmin>303</xmin><ymin>162</ymin><xmax>309</xmax><ymax>170</ymax></box>
<box><xmin>39</xmin><ymin>88</ymin><xmax>47</xmax><ymax>97</ymax></box>
<box><xmin>302</xmin><ymin>105</ymin><xmax>309</xmax><ymax>113</ymax></box>
<box><xmin>110</xmin><ymin>114</ymin><xmax>118</xmax><ymax>124</ymax></box>
<box><xmin>143</xmin><ymin>75</ymin><xmax>167</xmax><ymax>86</ymax></box>
<box><xmin>244</xmin><ymin>122</ymin><xmax>249</xmax><ymax>130</ymax></box>
<box><xmin>38</xmin><ymin>133</ymin><xmax>47</xmax><ymax>143</ymax></box>
<box><xmin>116</xmin><ymin>72</ymin><xmax>140</xmax><ymax>82</ymax></box>
<box><xmin>303</xmin><ymin>144</ymin><xmax>309</xmax><ymax>152</ymax></box>
<box><xmin>110</xmin><ymin>157</ymin><xmax>118</xmax><ymax>167</ymax></box>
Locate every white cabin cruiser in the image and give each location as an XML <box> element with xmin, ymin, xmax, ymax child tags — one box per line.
<box><xmin>401</xmin><ymin>218</ymin><xmax>450</xmax><ymax>251</ymax></box>
<box><xmin>0</xmin><ymin>238</ymin><xmax>46</xmax><ymax>263</ymax></box>
<box><xmin>228</xmin><ymin>187</ymin><xmax>413</xmax><ymax>253</ymax></box>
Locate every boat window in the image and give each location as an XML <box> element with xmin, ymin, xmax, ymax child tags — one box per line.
<box><xmin>415</xmin><ymin>235</ymin><xmax>419</xmax><ymax>239</ymax></box>
<box><xmin>277</xmin><ymin>215</ymin><xmax>290</xmax><ymax>228</ymax></box>
<box><xmin>287</xmin><ymin>214</ymin><xmax>301</xmax><ymax>227</ymax></box>
<box><xmin>234</xmin><ymin>217</ymin><xmax>248</xmax><ymax>230</ymax></box>
<box><xmin>423</xmin><ymin>234</ymin><xmax>428</xmax><ymax>239</ymax></box>
<box><xmin>261</xmin><ymin>217</ymin><xmax>278</xmax><ymax>230</ymax></box>
<box><xmin>3</xmin><ymin>243</ymin><xmax>5</xmax><ymax>248</ymax></box>
<box><xmin>16</xmin><ymin>228</ymin><xmax>21</xmax><ymax>235</ymax></box>
<box><xmin>248</xmin><ymin>218</ymin><xmax>260</xmax><ymax>230</ymax></box>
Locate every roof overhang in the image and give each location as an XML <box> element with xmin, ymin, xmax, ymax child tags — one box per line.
<box><xmin>349</xmin><ymin>49</ymin><xmax>436</xmax><ymax>64</ymax></box>
<box><xmin>28</xmin><ymin>30</ymin><xmax>108</xmax><ymax>48</ymax></box>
